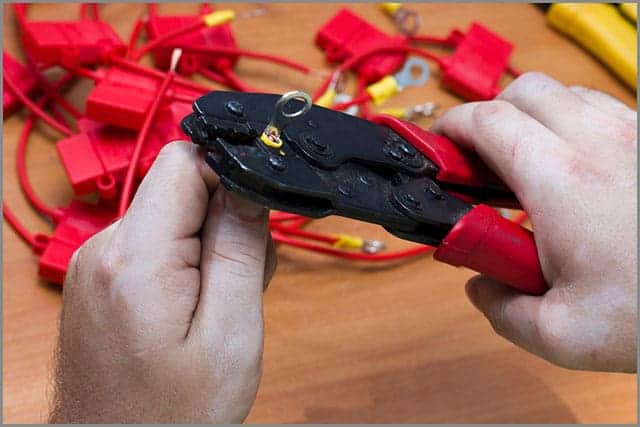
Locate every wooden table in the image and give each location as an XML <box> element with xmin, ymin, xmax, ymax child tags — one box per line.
<box><xmin>3</xmin><ymin>3</ymin><xmax>637</xmax><ymax>423</ymax></box>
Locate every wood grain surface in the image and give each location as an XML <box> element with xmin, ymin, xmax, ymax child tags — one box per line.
<box><xmin>2</xmin><ymin>2</ymin><xmax>637</xmax><ymax>423</ymax></box>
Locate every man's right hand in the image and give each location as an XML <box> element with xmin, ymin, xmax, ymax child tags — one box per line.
<box><xmin>432</xmin><ymin>72</ymin><xmax>637</xmax><ymax>373</ymax></box>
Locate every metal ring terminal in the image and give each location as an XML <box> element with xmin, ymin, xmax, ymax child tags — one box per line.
<box><xmin>394</xmin><ymin>57</ymin><xmax>430</xmax><ymax>90</ymax></box>
<box><xmin>396</xmin><ymin>8</ymin><xmax>422</xmax><ymax>35</ymax></box>
<box><xmin>261</xmin><ymin>91</ymin><xmax>312</xmax><ymax>149</ymax></box>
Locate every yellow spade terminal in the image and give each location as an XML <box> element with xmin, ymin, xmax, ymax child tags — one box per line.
<box><xmin>202</xmin><ymin>7</ymin><xmax>267</xmax><ymax>28</ymax></box>
<box><xmin>546</xmin><ymin>3</ymin><xmax>637</xmax><ymax>90</ymax></box>
<box><xmin>314</xmin><ymin>72</ymin><xmax>346</xmax><ymax>108</ymax></box>
<box><xmin>333</xmin><ymin>234</ymin><xmax>386</xmax><ymax>254</ymax></box>
<box><xmin>202</xmin><ymin>10</ymin><xmax>236</xmax><ymax>27</ymax></box>
<box><xmin>366</xmin><ymin>57</ymin><xmax>431</xmax><ymax>105</ymax></box>
<box><xmin>260</xmin><ymin>91</ymin><xmax>313</xmax><ymax>150</ymax></box>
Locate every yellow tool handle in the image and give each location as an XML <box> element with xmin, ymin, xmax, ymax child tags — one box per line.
<box><xmin>619</xmin><ymin>3</ymin><xmax>637</xmax><ymax>23</ymax></box>
<box><xmin>547</xmin><ymin>3</ymin><xmax>637</xmax><ymax>90</ymax></box>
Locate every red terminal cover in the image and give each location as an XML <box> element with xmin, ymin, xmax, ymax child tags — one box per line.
<box><xmin>434</xmin><ymin>204</ymin><xmax>547</xmax><ymax>295</ymax></box>
<box><xmin>56</xmin><ymin>111</ymin><xmax>189</xmax><ymax>198</ymax></box>
<box><xmin>38</xmin><ymin>200</ymin><xmax>117</xmax><ymax>285</ymax></box>
<box><xmin>440</xmin><ymin>23</ymin><xmax>513</xmax><ymax>101</ymax></box>
<box><xmin>85</xmin><ymin>67</ymin><xmax>202</xmax><ymax>130</ymax></box>
<box><xmin>145</xmin><ymin>12</ymin><xmax>238</xmax><ymax>76</ymax></box>
<box><xmin>315</xmin><ymin>8</ymin><xmax>407</xmax><ymax>83</ymax></box>
<box><xmin>2</xmin><ymin>51</ymin><xmax>39</xmax><ymax>116</ymax></box>
<box><xmin>20</xmin><ymin>20</ymin><xmax>126</xmax><ymax>68</ymax></box>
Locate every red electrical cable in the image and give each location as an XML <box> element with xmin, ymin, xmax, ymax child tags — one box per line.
<box><xmin>132</xmin><ymin>19</ymin><xmax>205</xmax><ymax>61</ymax></box>
<box><xmin>331</xmin><ymin>92</ymin><xmax>371</xmax><ymax>112</ymax></box>
<box><xmin>356</xmin><ymin>75</ymin><xmax>372</xmax><ymax>120</ymax></box>
<box><xmin>127</xmin><ymin>18</ymin><xmax>145</xmax><ymax>58</ymax></box>
<box><xmin>15</xmin><ymin>74</ymin><xmax>74</xmax><ymax>221</ymax></box>
<box><xmin>80</xmin><ymin>3</ymin><xmax>100</xmax><ymax>20</ymax></box>
<box><xmin>506</xmin><ymin>64</ymin><xmax>522</xmax><ymax>77</ymax></box>
<box><xmin>117</xmin><ymin>57</ymin><xmax>178</xmax><ymax>216</ymax></box>
<box><xmin>24</xmin><ymin>55</ymin><xmax>82</xmax><ymax>119</ymax></box>
<box><xmin>175</xmin><ymin>45</ymin><xmax>311</xmax><ymax>74</ymax></box>
<box><xmin>272</xmin><ymin>231</ymin><xmax>432</xmax><ymax>261</ymax></box>
<box><xmin>3</xmin><ymin>71</ymin><xmax>73</xmax><ymax>136</ymax></box>
<box><xmin>270</xmin><ymin>222</ymin><xmax>337</xmax><ymax>244</ymax></box>
<box><xmin>147</xmin><ymin>3</ymin><xmax>158</xmax><ymax>18</ymax></box>
<box><xmin>269</xmin><ymin>212</ymin><xmax>307</xmax><ymax>222</ymax></box>
<box><xmin>409</xmin><ymin>34</ymin><xmax>458</xmax><ymax>46</ymax></box>
<box><xmin>219</xmin><ymin>67</ymin><xmax>257</xmax><ymax>92</ymax></box>
<box><xmin>17</xmin><ymin>117</ymin><xmax>64</xmax><ymax>221</ymax></box>
<box><xmin>199</xmin><ymin>68</ymin><xmax>233</xmax><ymax>87</ymax></box>
<box><xmin>107</xmin><ymin>55</ymin><xmax>211</xmax><ymax>94</ymax></box>
<box><xmin>2</xmin><ymin>203</ymin><xmax>40</xmax><ymax>249</ymax></box>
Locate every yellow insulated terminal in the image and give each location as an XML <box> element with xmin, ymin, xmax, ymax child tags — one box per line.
<box><xmin>202</xmin><ymin>9</ymin><xmax>236</xmax><ymax>27</ymax></box>
<box><xmin>547</xmin><ymin>3</ymin><xmax>637</xmax><ymax>90</ymax></box>
<box><xmin>315</xmin><ymin>88</ymin><xmax>337</xmax><ymax>108</ymax></box>
<box><xmin>366</xmin><ymin>75</ymin><xmax>400</xmax><ymax>105</ymax></box>
<box><xmin>333</xmin><ymin>234</ymin><xmax>365</xmax><ymax>250</ymax></box>
<box><xmin>379</xmin><ymin>2</ymin><xmax>403</xmax><ymax>16</ymax></box>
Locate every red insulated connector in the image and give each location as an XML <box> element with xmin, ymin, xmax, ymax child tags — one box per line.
<box><xmin>38</xmin><ymin>200</ymin><xmax>117</xmax><ymax>285</ymax></box>
<box><xmin>145</xmin><ymin>13</ymin><xmax>238</xmax><ymax>76</ymax></box>
<box><xmin>56</xmin><ymin>112</ymin><xmax>189</xmax><ymax>197</ymax></box>
<box><xmin>3</xmin><ymin>51</ymin><xmax>39</xmax><ymax>116</ymax></box>
<box><xmin>85</xmin><ymin>67</ymin><xmax>202</xmax><ymax>130</ymax></box>
<box><xmin>315</xmin><ymin>8</ymin><xmax>407</xmax><ymax>84</ymax></box>
<box><xmin>20</xmin><ymin>20</ymin><xmax>126</xmax><ymax>68</ymax></box>
<box><xmin>439</xmin><ymin>23</ymin><xmax>513</xmax><ymax>101</ymax></box>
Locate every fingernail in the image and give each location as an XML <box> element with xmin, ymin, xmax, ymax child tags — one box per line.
<box><xmin>465</xmin><ymin>276</ymin><xmax>485</xmax><ymax>309</ymax></box>
<box><xmin>226</xmin><ymin>192</ymin><xmax>267</xmax><ymax>222</ymax></box>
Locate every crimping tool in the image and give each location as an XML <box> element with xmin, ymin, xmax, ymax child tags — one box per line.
<box><xmin>182</xmin><ymin>91</ymin><xmax>547</xmax><ymax>295</ymax></box>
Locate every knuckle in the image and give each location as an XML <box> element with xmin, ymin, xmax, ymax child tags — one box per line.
<box><xmin>472</xmin><ymin>100</ymin><xmax>517</xmax><ymax>129</ymax></box>
<box><xmin>156</xmin><ymin>140</ymin><xmax>193</xmax><ymax>164</ymax></box>
<box><xmin>512</xmin><ymin>71</ymin><xmax>551</xmax><ymax>91</ymax></box>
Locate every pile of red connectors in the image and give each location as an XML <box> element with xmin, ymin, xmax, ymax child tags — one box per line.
<box><xmin>3</xmin><ymin>3</ymin><xmax>523</xmax><ymax>285</ymax></box>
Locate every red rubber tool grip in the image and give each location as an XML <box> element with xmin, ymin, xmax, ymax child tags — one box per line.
<box><xmin>434</xmin><ymin>204</ymin><xmax>548</xmax><ymax>295</ymax></box>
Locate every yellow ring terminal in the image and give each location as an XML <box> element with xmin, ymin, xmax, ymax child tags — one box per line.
<box><xmin>379</xmin><ymin>3</ymin><xmax>403</xmax><ymax>16</ymax></box>
<box><xmin>547</xmin><ymin>3</ymin><xmax>637</xmax><ymax>90</ymax></box>
<box><xmin>333</xmin><ymin>234</ymin><xmax>365</xmax><ymax>250</ymax></box>
<box><xmin>315</xmin><ymin>88</ymin><xmax>337</xmax><ymax>108</ymax></box>
<box><xmin>203</xmin><ymin>10</ymin><xmax>236</xmax><ymax>27</ymax></box>
<box><xmin>619</xmin><ymin>3</ymin><xmax>637</xmax><ymax>23</ymax></box>
<box><xmin>260</xmin><ymin>126</ymin><xmax>283</xmax><ymax>148</ymax></box>
<box><xmin>366</xmin><ymin>75</ymin><xmax>400</xmax><ymax>106</ymax></box>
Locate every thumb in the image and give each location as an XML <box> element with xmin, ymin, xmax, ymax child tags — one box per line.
<box><xmin>466</xmin><ymin>275</ymin><xmax>548</xmax><ymax>358</ymax></box>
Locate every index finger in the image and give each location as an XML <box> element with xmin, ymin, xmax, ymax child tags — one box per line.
<box><xmin>118</xmin><ymin>141</ymin><xmax>219</xmax><ymax>248</ymax></box>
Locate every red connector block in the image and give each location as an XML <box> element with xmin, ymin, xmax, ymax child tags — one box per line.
<box><xmin>20</xmin><ymin>20</ymin><xmax>126</xmax><ymax>68</ymax></box>
<box><xmin>316</xmin><ymin>8</ymin><xmax>407</xmax><ymax>84</ymax></box>
<box><xmin>145</xmin><ymin>12</ymin><xmax>238</xmax><ymax>76</ymax></box>
<box><xmin>439</xmin><ymin>23</ymin><xmax>513</xmax><ymax>101</ymax></box>
<box><xmin>38</xmin><ymin>200</ymin><xmax>117</xmax><ymax>285</ymax></box>
<box><xmin>85</xmin><ymin>66</ymin><xmax>202</xmax><ymax>130</ymax></box>
<box><xmin>3</xmin><ymin>52</ymin><xmax>39</xmax><ymax>116</ymax></box>
<box><xmin>56</xmin><ymin>112</ymin><xmax>189</xmax><ymax>198</ymax></box>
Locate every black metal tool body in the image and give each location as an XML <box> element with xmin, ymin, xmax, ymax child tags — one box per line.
<box><xmin>182</xmin><ymin>91</ymin><xmax>475</xmax><ymax>246</ymax></box>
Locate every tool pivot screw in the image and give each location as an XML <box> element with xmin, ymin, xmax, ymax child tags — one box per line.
<box><xmin>225</xmin><ymin>100</ymin><xmax>244</xmax><ymax>116</ymax></box>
